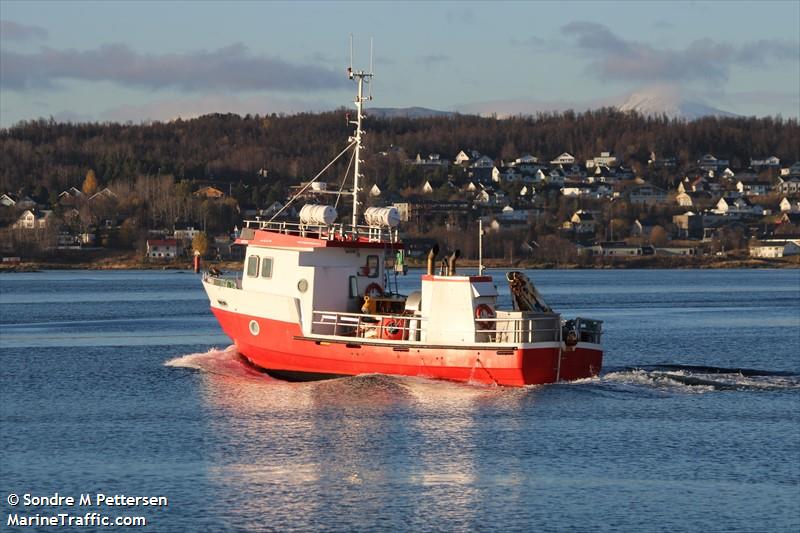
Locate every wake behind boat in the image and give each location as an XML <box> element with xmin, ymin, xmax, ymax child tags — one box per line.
<box><xmin>200</xmin><ymin>62</ymin><xmax>603</xmax><ymax>387</ymax></box>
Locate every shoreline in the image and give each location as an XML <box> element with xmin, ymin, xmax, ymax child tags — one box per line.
<box><xmin>2</xmin><ymin>251</ymin><xmax>797</xmax><ymax>272</ymax></box>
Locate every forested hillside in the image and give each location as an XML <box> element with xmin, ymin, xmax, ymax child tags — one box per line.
<box><xmin>2</xmin><ymin>110</ymin><xmax>798</xmax><ymax>200</ymax></box>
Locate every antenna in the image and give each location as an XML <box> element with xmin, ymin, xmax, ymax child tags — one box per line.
<box><xmin>348</xmin><ymin>34</ymin><xmax>354</xmax><ymax>79</ymax></box>
<box><xmin>369</xmin><ymin>37</ymin><xmax>374</xmax><ymax>100</ymax></box>
<box><xmin>347</xmin><ymin>36</ymin><xmax>374</xmax><ymax>227</ymax></box>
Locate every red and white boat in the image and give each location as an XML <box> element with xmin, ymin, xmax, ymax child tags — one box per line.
<box><xmin>201</xmin><ymin>64</ymin><xmax>602</xmax><ymax>387</ymax></box>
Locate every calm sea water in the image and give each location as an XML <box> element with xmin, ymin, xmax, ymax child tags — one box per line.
<box><xmin>1</xmin><ymin>269</ymin><xmax>798</xmax><ymax>532</ymax></box>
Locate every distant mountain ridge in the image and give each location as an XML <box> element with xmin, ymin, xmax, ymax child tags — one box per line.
<box><xmin>367</xmin><ymin>107</ymin><xmax>456</xmax><ymax>119</ymax></box>
<box><xmin>371</xmin><ymin>89</ymin><xmax>738</xmax><ymax>121</ymax></box>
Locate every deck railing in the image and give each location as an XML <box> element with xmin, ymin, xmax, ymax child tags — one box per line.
<box><xmin>243</xmin><ymin>219</ymin><xmax>398</xmax><ymax>243</ymax></box>
<box><xmin>312</xmin><ymin>310</ymin><xmax>425</xmax><ymax>341</ymax></box>
<box><xmin>475</xmin><ymin>314</ymin><xmax>563</xmax><ymax>343</ymax></box>
<box><xmin>311</xmin><ymin>310</ymin><xmax>580</xmax><ymax>345</ymax></box>
<box><xmin>203</xmin><ymin>272</ymin><xmax>242</xmax><ymax>289</ymax></box>
<box><xmin>573</xmin><ymin>318</ymin><xmax>603</xmax><ymax>344</ymax></box>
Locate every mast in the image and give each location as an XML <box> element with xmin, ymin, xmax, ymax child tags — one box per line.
<box><xmin>347</xmin><ymin>39</ymin><xmax>373</xmax><ymax>227</ymax></box>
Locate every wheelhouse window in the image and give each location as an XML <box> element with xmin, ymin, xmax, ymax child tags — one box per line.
<box><xmin>358</xmin><ymin>254</ymin><xmax>380</xmax><ymax>278</ymax></box>
<box><xmin>349</xmin><ymin>276</ymin><xmax>358</xmax><ymax>298</ymax></box>
<box><xmin>261</xmin><ymin>257</ymin><xmax>273</xmax><ymax>278</ymax></box>
<box><xmin>246</xmin><ymin>255</ymin><xmax>259</xmax><ymax>277</ymax></box>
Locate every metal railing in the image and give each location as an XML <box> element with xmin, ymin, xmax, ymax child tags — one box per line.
<box><xmin>203</xmin><ymin>272</ymin><xmax>242</xmax><ymax>289</ymax></box>
<box><xmin>312</xmin><ymin>310</ymin><xmax>424</xmax><ymax>341</ymax></box>
<box><xmin>311</xmin><ymin>310</ymin><xmax>571</xmax><ymax>345</ymax></box>
<box><xmin>474</xmin><ymin>315</ymin><xmax>563</xmax><ymax>343</ymax></box>
<box><xmin>243</xmin><ymin>219</ymin><xmax>398</xmax><ymax>243</ymax></box>
<box><xmin>572</xmin><ymin>317</ymin><xmax>603</xmax><ymax>344</ymax></box>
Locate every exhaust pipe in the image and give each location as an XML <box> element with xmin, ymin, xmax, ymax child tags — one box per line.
<box><xmin>446</xmin><ymin>249</ymin><xmax>461</xmax><ymax>276</ymax></box>
<box><xmin>426</xmin><ymin>244</ymin><xmax>440</xmax><ymax>276</ymax></box>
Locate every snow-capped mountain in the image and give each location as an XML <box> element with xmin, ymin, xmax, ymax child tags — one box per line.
<box><xmin>618</xmin><ymin>89</ymin><xmax>737</xmax><ymax>120</ymax></box>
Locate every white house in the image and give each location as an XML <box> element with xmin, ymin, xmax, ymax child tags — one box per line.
<box><xmin>89</xmin><ymin>188</ymin><xmax>117</xmax><ymax>201</ymax></box>
<box><xmin>146</xmin><ymin>239</ymin><xmax>180</xmax><ymax>259</ymax></box>
<box><xmin>174</xmin><ymin>227</ymin><xmax>201</xmax><ymax>241</ymax></box>
<box><xmin>750</xmin><ymin>156</ymin><xmax>780</xmax><ymax>169</ymax></box>
<box><xmin>13</xmin><ymin>209</ymin><xmax>53</xmax><ymax>229</ymax></box>
<box><xmin>779</xmin><ymin>197</ymin><xmax>800</xmax><ymax>213</ymax></box>
<box><xmin>550</xmin><ymin>152</ymin><xmax>575</xmax><ymax>165</ymax></box>
<box><xmin>749</xmin><ymin>239</ymin><xmax>800</xmax><ymax>258</ymax></box>
<box><xmin>675</xmin><ymin>191</ymin><xmax>693</xmax><ymax>207</ymax></box>
<box><xmin>587</xmin><ymin>242</ymin><xmax>651</xmax><ymax>257</ymax></box>
<box><xmin>0</xmin><ymin>193</ymin><xmax>16</xmax><ymax>207</ymax></box>
<box><xmin>714</xmin><ymin>196</ymin><xmax>765</xmax><ymax>216</ymax></box>
<box><xmin>585</xmin><ymin>151</ymin><xmax>618</xmax><ymax>169</ymax></box>
<box><xmin>454</xmin><ymin>150</ymin><xmax>472</xmax><ymax>165</ymax></box>
<box><xmin>776</xmin><ymin>176</ymin><xmax>800</xmax><ymax>195</ymax></box>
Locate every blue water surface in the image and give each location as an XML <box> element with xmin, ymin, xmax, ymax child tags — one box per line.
<box><xmin>1</xmin><ymin>268</ymin><xmax>798</xmax><ymax>532</ymax></box>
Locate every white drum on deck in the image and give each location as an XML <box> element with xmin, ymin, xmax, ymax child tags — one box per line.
<box><xmin>299</xmin><ymin>204</ymin><xmax>337</xmax><ymax>225</ymax></box>
<box><xmin>363</xmin><ymin>206</ymin><xmax>400</xmax><ymax>228</ymax></box>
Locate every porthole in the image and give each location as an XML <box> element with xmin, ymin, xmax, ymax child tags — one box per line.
<box><xmin>297</xmin><ymin>279</ymin><xmax>308</xmax><ymax>293</ymax></box>
<box><xmin>249</xmin><ymin>320</ymin><xmax>260</xmax><ymax>336</ymax></box>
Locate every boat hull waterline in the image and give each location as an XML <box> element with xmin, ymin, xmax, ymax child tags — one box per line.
<box><xmin>212</xmin><ymin>307</ymin><xmax>602</xmax><ymax>387</ymax></box>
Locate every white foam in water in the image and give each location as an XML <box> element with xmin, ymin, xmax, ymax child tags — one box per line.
<box><xmin>603</xmin><ymin>369</ymin><xmax>715</xmax><ymax>394</ymax></box>
<box><xmin>600</xmin><ymin>368</ymin><xmax>800</xmax><ymax>394</ymax></box>
<box><xmin>165</xmin><ymin>345</ymin><xmax>267</xmax><ymax>379</ymax></box>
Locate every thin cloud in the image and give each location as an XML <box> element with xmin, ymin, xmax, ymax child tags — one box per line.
<box><xmin>561</xmin><ymin>21</ymin><xmax>799</xmax><ymax>84</ymax></box>
<box><xmin>418</xmin><ymin>53</ymin><xmax>450</xmax><ymax>68</ymax></box>
<box><xmin>0</xmin><ymin>43</ymin><xmax>348</xmax><ymax>92</ymax></box>
<box><xmin>511</xmin><ymin>36</ymin><xmax>546</xmax><ymax>47</ymax></box>
<box><xmin>0</xmin><ymin>20</ymin><xmax>48</xmax><ymax>41</ymax></box>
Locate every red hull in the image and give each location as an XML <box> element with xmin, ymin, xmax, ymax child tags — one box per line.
<box><xmin>212</xmin><ymin>308</ymin><xmax>602</xmax><ymax>387</ymax></box>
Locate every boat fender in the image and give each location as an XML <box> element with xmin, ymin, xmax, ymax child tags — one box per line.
<box><xmin>364</xmin><ymin>283</ymin><xmax>384</xmax><ymax>297</ymax></box>
<box><xmin>564</xmin><ymin>330</ymin><xmax>578</xmax><ymax>347</ymax></box>
<box><xmin>475</xmin><ymin>304</ymin><xmax>495</xmax><ymax>330</ymax></box>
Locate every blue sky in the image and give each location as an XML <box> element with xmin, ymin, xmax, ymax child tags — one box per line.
<box><xmin>1</xmin><ymin>0</ymin><xmax>798</xmax><ymax>126</ymax></box>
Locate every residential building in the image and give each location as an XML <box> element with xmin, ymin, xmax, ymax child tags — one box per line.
<box><xmin>89</xmin><ymin>188</ymin><xmax>117</xmax><ymax>201</ymax></box>
<box><xmin>146</xmin><ymin>239</ymin><xmax>180</xmax><ymax>259</ymax></box>
<box><xmin>750</xmin><ymin>156</ymin><xmax>780</xmax><ymax>169</ymax></box>
<box><xmin>673</xmin><ymin>212</ymin><xmax>703</xmax><ymax>239</ymax></box>
<box><xmin>585</xmin><ymin>242</ymin><xmax>655</xmax><ymax>257</ymax></box>
<box><xmin>713</xmin><ymin>196</ymin><xmax>765</xmax><ymax>216</ymax></box>
<box><xmin>749</xmin><ymin>239</ymin><xmax>800</xmax><ymax>258</ymax></box>
<box><xmin>550</xmin><ymin>152</ymin><xmax>575</xmax><ymax>165</ymax></box>
<box><xmin>585</xmin><ymin>151</ymin><xmax>618</xmax><ymax>169</ymax></box>
<box><xmin>13</xmin><ymin>209</ymin><xmax>53</xmax><ymax>229</ymax></box>
<box><xmin>697</xmin><ymin>154</ymin><xmax>730</xmax><ymax>171</ymax></box>
<box><xmin>563</xmin><ymin>210</ymin><xmax>597</xmax><ymax>234</ymax></box>
<box><xmin>735</xmin><ymin>178</ymin><xmax>772</xmax><ymax>196</ymax></box>
<box><xmin>779</xmin><ymin>197</ymin><xmax>800</xmax><ymax>213</ymax></box>
<box><xmin>776</xmin><ymin>176</ymin><xmax>800</xmax><ymax>195</ymax></box>
<box><xmin>627</xmin><ymin>184</ymin><xmax>667</xmax><ymax>205</ymax></box>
